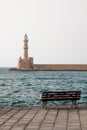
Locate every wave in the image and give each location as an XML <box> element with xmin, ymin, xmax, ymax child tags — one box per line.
<box><xmin>35</xmin><ymin>77</ymin><xmax>59</xmax><ymax>80</ymax></box>
<box><xmin>11</xmin><ymin>100</ymin><xmax>26</xmax><ymax>106</ymax></box>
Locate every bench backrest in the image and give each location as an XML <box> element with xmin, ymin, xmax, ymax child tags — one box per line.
<box><xmin>41</xmin><ymin>91</ymin><xmax>81</xmax><ymax>101</ymax></box>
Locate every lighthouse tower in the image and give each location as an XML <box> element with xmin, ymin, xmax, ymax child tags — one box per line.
<box><xmin>24</xmin><ymin>34</ymin><xmax>28</xmax><ymax>61</ymax></box>
<box><xmin>18</xmin><ymin>34</ymin><xmax>34</xmax><ymax>70</ymax></box>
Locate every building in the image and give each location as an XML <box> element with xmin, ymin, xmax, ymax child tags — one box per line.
<box><xmin>18</xmin><ymin>34</ymin><xmax>34</xmax><ymax>70</ymax></box>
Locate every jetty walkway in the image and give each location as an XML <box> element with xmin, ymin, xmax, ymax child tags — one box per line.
<box><xmin>0</xmin><ymin>104</ymin><xmax>87</xmax><ymax>130</ymax></box>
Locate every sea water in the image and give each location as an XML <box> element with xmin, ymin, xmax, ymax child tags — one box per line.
<box><xmin>0</xmin><ymin>68</ymin><xmax>87</xmax><ymax>108</ymax></box>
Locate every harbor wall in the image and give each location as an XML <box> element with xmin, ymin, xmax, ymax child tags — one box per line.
<box><xmin>32</xmin><ymin>64</ymin><xmax>87</xmax><ymax>71</ymax></box>
<box><xmin>10</xmin><ymin>64</ymin><xmax>87</xmax><ymax>71</ymax></box>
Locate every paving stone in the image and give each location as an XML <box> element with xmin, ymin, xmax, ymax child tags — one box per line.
<box><xmin>39</xmin><ymin>127</ymin><xmax>53</xmax><ymax>130</ymax></box>
<box><xmin>68</xmin><ymin>125</ymin><xmax>81</xmax><ymax>130</ymax></box>
<box><xmin>82</xmin><ymin>125</ymin><xmax>87</xmax><ymax>130</ymax></box>
<box><xmin>25</xmin><ymin>128</ymin><xmax>38</xmax><ymax>130</ymax></box>
<box><xmin>11</xmin><ymin>127</ymin><xmax>24</xmax><ymax>130</ymax></box>
<box><xmin>0</xmin><ymin>128</ymin><xmax>10</xmax><ymax>130</ymax></box>
<box><xmin>41</xmin><ymin>123</ymin><xmax>54</xmax><ymax>127</ymax></box>
<box><xmin>26</xmin><ymin>125</ymin><xmax>40</xmax><ymax>129</ymax></box>
<box><xmin>53</xmin><ymin>125</ymin><xmax>66</xmax><ymax>130</ymax></box>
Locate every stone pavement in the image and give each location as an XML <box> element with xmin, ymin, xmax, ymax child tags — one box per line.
<box><xmin>0</xmin><ymin>104</ymin><xmax>87</xmax><ymax>130</ymax></box>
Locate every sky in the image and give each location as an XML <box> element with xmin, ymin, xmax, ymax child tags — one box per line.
<box><xmin>0</xmin><ymin>0</ymin><xmax>87</xmax><ymax>67</ymax></box>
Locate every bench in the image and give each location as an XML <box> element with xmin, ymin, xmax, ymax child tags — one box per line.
<box><xmin>40</xmin><ymin>91</ymin><xmax>81</xmax><ymax>108</ymax></box>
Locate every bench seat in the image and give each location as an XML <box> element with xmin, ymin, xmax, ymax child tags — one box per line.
<box><xmin>40</xmin><ymin>91</ymin><xmax>81</xmax><ymax>108</ymax></box>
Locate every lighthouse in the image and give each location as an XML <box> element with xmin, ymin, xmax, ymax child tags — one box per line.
<box><xmin>18</xmin><ymin>34</ymin><xmax>34</xmax><ymax>70</ymax></box>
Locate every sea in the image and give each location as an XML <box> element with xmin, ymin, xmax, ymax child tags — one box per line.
<box><xmin>0</xmin><ymin>68</ymin><xmax>87</xmax><ymax>108</ymax></box>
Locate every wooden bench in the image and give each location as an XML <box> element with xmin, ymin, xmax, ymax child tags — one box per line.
<box><xmin>40</xmin><ymin>91</ymin><xmax>81</xmax><ymax>108</ymax></box>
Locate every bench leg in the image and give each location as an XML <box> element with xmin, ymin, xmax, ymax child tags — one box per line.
<box><xmin>72</xmin><ymin>100</ymin><xmax>76</xmax><ymax>108</ymax></box>
<box><xmin>42</xmin><ymin>101</ymin><xmax>47</xmax><ymax>108</ymax></box>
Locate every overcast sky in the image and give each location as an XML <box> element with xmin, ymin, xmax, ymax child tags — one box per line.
<box><xmin>0</xmin><ymin>0</ymin><xmax>87</xmax><ymax>67</ymax></box>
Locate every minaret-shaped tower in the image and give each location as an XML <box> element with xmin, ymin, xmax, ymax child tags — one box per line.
<box><xmin>24</xmin><ymin>34</ymin><xmax>28</xmax><ymax>61</ymax></box>
<box><xmin>18</xmin><ymin>34</ymin><xmax>34</xmax><ymax>70</ymax></box>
